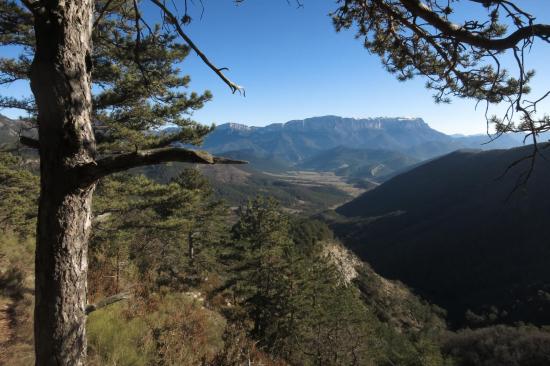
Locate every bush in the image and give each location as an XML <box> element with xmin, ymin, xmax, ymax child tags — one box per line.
<box><xmin>87</xmin><ymin>293</ymin><xmax>226</xmax><ymax>366</ymax></box>
<box><xmin>443</xmin><ymin>325</ymin><xmax>550</xmax><ymax>366</ymax></box>
<box><xmin>0</xmin><ymin>233</ymin><xmax>35</xmax><ymax>366</ymax></box>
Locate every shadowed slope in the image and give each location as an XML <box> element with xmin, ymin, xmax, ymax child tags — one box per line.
<box><xmin>335</xmin><ymin>144</ymin><xmax>550</xmax><ymax>326</ymax></box>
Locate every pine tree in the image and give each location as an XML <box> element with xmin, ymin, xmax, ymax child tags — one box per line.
<box><xmin>0</xmin><ymin>1</ymin><xmax>244</xmax><ymax>361</ymax></box>
<box><xmin>225</xmin><ymin>197</ymin><xmax>379</xmax><ymax>365</ymax></box>
<box><xmin>90</xmin><ymin>170</ymin><xmax>229</xmax><ymax>296</ymax></box>
<box><xmin>0</xmin><ymin>152</ymin><xmax>39</xmax><ymax>237</ymax></box>
<box><xmin>171</xmin><ymin>167</ymin><xmax>228</xmax><ymax>271</ymax></box>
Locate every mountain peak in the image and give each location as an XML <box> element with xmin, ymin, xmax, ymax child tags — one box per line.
<box><xmin>218</xmin><ymin>122</ymin><xmax>256</xmax><ymax>131</ymax></box>
<box><xmin>276</xmin><ymin>115</ymin><xmax>430</xmax><ymax>132</ymax></box>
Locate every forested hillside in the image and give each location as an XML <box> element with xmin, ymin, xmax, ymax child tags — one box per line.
<box><xmin>3</xmin><ymin>118</ymin><xmax>550</xmax><ymax>365</ymax></box>
<box><xmin>3</xmin><ymin>149</ymin><xmax>550</xmax><ymax>365</ymax></box>
<box><xmin>135</xmin><ymin>162</ymin><xmax>354</xmax><ymax>213</ymax></box>
<box><xmin>1</xmin><ymin>151</ymin><xmax>458</xmax><ymax>366</ymax></box>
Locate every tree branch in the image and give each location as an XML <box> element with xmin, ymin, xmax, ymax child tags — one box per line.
<box><xmin>19</xmin><ymin>0</ymin><xmax>41</xmax><ymax>16</ymax></box>
<box><xmin>86</xmin><ymin>146</ymin><xmax>247</xmax><ymax>181</ymax></box>
<box><xmin>19</xmin><ymin>136</ymin><xmax>40</xmax><ymax>149</ymax></box>
<box><xmin>85</xmin><ymin>292</ymin><xmax>131</xmax><ymax>315</ymax></box>
<box><xmin>399</xmin><ymin>0</ymin><xmax>550</xmax><ymax>50</ymax></box>
<box><xmin>149</xmin><ymin>0</ymin><xmax>244</xmax><ymax>94</ymax></box>
<box><xmin>93</xmin><ymin>0</ymin><xmax>116</xmax><ymax>28</ymax></box>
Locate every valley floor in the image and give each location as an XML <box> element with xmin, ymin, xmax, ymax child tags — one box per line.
<box><xmin>262</xmin><ymin>170</ymin><xmax>371</xmax><ymax>197</ymax></box>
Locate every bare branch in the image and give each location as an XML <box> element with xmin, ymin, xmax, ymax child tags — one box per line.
<box><xmin>19</xmin><ymin>0</ymin><xmax>41</xmax><ymax>15</ymax></box>
<box><xmin>149</xmin><ymin>0</ymin><xmax>244</xmax><ymax>94</ymax></box>
<box><xmin>85</xmin><ymin>292</ymin><xmax>131</xmax><ymax>315</ymax></box>
<box><xmin>85</xmin><ymin>146</ymin><xmax>246</xmax><ymax>181</ymax></box>
<box><xmin>19</xmin><ymin>135</ymin><xmax>40</xmax><ymax>149</ymax></box>
<box><xmin>399</xmin><ymin>0</ymin><xmax>550</xmax><ymax>51</ymax></box>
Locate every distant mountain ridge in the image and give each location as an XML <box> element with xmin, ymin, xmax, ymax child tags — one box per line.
<box><xmin>0</xmin><ymin>113</ymin><xmax>536</xmax><ymax>184</ymax></box>
<box><xmin>203</xmin><ymin>115</ymin><xmax>453</xmax><ymax>162</ymax></box>
<box><xmin>1</xmin><ymin>113</ymin><xmax>529</xmax><ymax>165</ymax></box>
<box><xmin>201</xmin><ymin>115</ymin><xmax>529</xmax><ymax>166</ymax></box>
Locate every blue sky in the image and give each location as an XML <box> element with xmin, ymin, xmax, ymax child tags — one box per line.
<box><xmin>1</xmin><ymin>0</ymin><xmax>550</xmax><ymax>134</ymax></box>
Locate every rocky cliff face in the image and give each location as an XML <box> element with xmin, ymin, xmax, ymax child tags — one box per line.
<box><xmin>0</xmin><ymin>115</ymin><xmax>20</xmax><ymax>145</ymax></box>
<box><xmin>321</xmin><ymin>240</ymin><xmax>446</xmax><ymax>333</ymax></box>
<box><xmin>202</xmin><ymin>115</ymin><xmax>452</xmax><ymax>163</ymax></box>
<box><xmin>0</xmin><ymin>115</ymin><xmax>36</xmax><ymax>148</ymax></box>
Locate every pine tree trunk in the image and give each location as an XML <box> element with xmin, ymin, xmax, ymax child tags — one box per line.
<box><xmin>30</xmin><ymin>0</ymin><xmax>95</xmax><ymax>364</ymax></box>
<box><xmin>188</xmin><ymin>231</ymin><xmax>195</xmax><ymax>263</ymax></box>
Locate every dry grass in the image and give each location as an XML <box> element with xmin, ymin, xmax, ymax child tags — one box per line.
<box><xmin>263</xmin><ymin>170</ymin><xmax>368</xmax><ymax>197</ymax></box>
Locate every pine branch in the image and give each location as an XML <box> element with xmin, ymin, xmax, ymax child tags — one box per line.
<box><xmin>86</xmin><ymin>147</ymin><xmax>246</xmax><ymax>181</ymax></box>
<box><xmin>85</xmin><ymin>292</ymin><xmax>131</xmax><ymax>315</ymax></box>
<box><xmin>19</xmin><ymin>136</ymin><xmax>40</xmax><ymax>149</ymax></box>
<box><xmin>93</xmin><ymin>0</ymin><xmax>116</xmax><ymax>28</ymax></box>
<box><xmin>149</xmin><ymin>0</ymin><xmax>244</xmax><ymax>94</ymax></box>
<box><xmin>19</xmin><ymin>0</ymin><xmax>40</xmax><ymax>15</ymax></box>
<box><xmin>399</xmin><ymin>0</ymin><xmax>550</xmax><ymax>50</ymax></box>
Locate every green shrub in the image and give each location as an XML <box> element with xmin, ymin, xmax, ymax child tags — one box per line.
<box><xmin>87</xmin><ymin>293</ymin><xmax>226</xmax><ymax>366</ymax></box>
<box><xmin>88</xmin><ymin>302</ymin><xmax>153</xmax><ymax>366</ymax></box>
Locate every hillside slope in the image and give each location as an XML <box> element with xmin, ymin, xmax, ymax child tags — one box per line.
<box><xmin>0</xmin><ymin>115</ymin><xmax>34</xmax><ymax>147</ymax></box>
<box><xmin>334</xmin><ymin>144</ymin><xmax>550</xmax><ymax>326</ymax></box>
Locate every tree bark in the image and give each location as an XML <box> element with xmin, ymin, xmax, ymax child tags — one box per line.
<box><xmin>30</xmin><ymin>0</ymin><xmax>95</xmax><ymax>364</ymax></box>
<box><xmin>188</xmin><ymin>231</ymin><xmax>195</xmax><ymax>263</ymax></box>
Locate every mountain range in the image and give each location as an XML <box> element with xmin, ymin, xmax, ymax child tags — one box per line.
<box><xmin>0</xmin><ymin>113</ymin><xmax>533</xmax><ymax>177</ymax></box>
<box><xmin>201</xmin><ymin>115</ymin><xmax>526</xmax><ymax>164</ymax></box>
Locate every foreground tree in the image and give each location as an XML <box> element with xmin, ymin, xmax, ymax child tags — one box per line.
<box><xmin>0</xmin><ymin>0</ymin><xmax>243</xmax><ymax>364</ymax></box>
<box><xmin>333</xmin><ymin>0</ymin><xmax>550</xmax><ymax>182</ymax></box>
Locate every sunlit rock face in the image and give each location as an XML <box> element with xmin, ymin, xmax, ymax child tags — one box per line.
<box><xmin>202</xmin><ymin>115</ymin><xmax>455</xmax><ymax>163</ymax></box>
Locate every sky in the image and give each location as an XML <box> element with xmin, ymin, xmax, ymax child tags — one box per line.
<box><xmin>1</xmin><ymin>0</ymin><xmax>550</xmax><ymax>135</ymax></box>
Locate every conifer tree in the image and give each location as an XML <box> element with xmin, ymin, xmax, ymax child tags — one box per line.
<box><xmin>226</xmin><ymin>197</ymin><xmax>380</xmax><ymax>365</ymax></box>
<box><xmin>230</xmin><ymin>197</ymin><xmax>296</xmax><ymax>351</ymax></box>
<box><xmin>0</xmin><ymin>0</ymin><xmax>243</xmax><ymax>363</ymax></box>
<box><xmin>172</xmin><ymin>167</ymin><xmax>228</xmax><ymax>269</ymax></box>
<box><xmin>91</xmin><ymin>170</ymin><xmax>228</xmax><ymax>295</ymax></box>
<box><xmin>0</xmin><ymin>152</ymin><xmax>39</xmax><ymax>237</ymax></box>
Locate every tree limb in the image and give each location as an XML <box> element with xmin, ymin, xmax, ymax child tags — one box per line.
<box><xmin>85</xmin><ymin>292</ymin><xmax>131</xmax><ymax>315</ymax></box>
<box><xmin>19</xmin><ymin>136</ymin><xmax>40</xmax><ymax>149</ymax></box>
<box><xmin>86</xmin><ymin>146</ymin><xmax>247</xmax><ymax>181</ymax></box>
<box><xmin>93</xmin><ymin>0</ymin><xmax>116</xmax><ymax>28</ymax></box>
<box><xmin>149</xmin><ymin>0</ymin><xmax>244</xmax><ymax>94</ymax></box>
<box><xmin>19</xmin><ymin>0</ymin><xmax>41</xmax><ymax>16</ymax></box>
<box><xmin>399</xmin><ymin>0</ymin><xmax>550</xmax><ymax>50</ymax></box>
